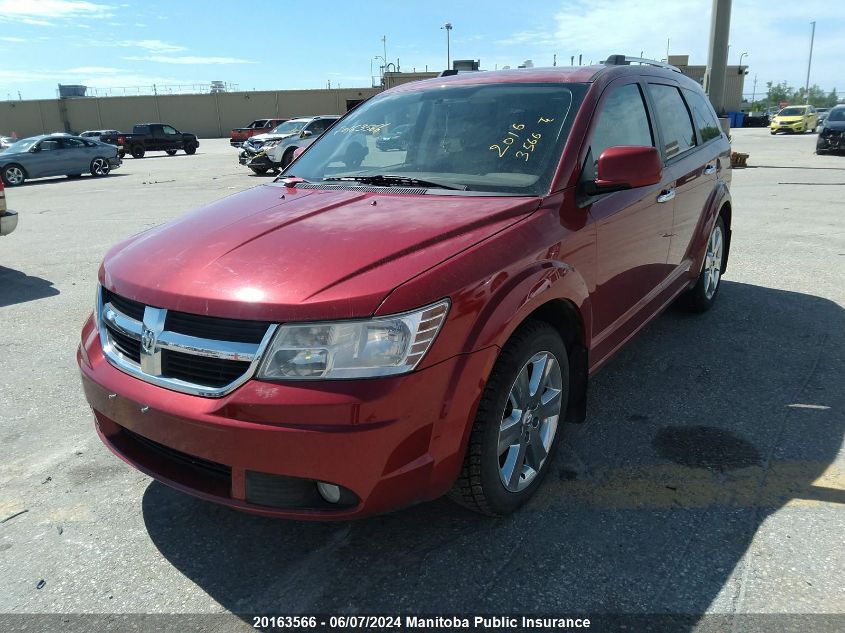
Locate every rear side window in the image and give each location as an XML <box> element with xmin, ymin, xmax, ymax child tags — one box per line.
<box><xmin>134</xmin><ymin>125</ymin><xmax>150</xmax><ymax>135</ymax></box>
<box><xmin>683</xmin><ymin>89</ymin><xmax>722</xmax><ymax>143</ymax></box>
<box><xmin>647</xmin><ymin>84</ymin><xmax>696</xmax><ymax>158</ymax></box>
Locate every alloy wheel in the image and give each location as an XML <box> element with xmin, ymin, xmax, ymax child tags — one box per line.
<box><xmin>497</xmin><ymin>351</ymin><xmax>563</xmax><ymax>492</ymax></box>
<box><xmin>703</xmin><ymin>223</ymin><xmax>724</xmax><ymax>300</ymax></box>
<box><xmin>92</xmin><ymin>158</ymin><xmax>110</xmax><ymax>176</ymax></box>
<box><xmin>4</xmin><ymin>166</ymin><xmax>24</xmax><ymax>185</ymax></box>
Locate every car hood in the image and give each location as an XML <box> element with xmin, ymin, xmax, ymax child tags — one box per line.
<box><xmin>101</xmin><ymin>184</ymin><xmax>541</xmax><ymax>322</ymax></box>
<box><xmin>823</xmin><ymin>121</ymin><xmax>845</xmax><ymax>131</ymax></box>
<box><xmin>250</xmin><ymin>132</ymin><xmax>298</xmax><ymax>143</ymax></box>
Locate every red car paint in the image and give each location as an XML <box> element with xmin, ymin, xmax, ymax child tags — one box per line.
<box><xmin>79</xmin><ymin>64</ymin><xmax>732</xmax><ymax>519</ymax></box>
<box><xmin>230</xmin><ymin>118</ymin><xmax>287</xmax><ymax>146</ymax></box>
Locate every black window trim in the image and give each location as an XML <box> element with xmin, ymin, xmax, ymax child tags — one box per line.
<box><xmin>680</xmin><ymin>87</ymin><xmax>724</xmax><ymax>150</ymax></box>
<box><xmin>643</xmin><ymin>80</ymin><xmax>699</xmax><ymax>165</ymax></box>
<box><xmin>576</xmin><ymin>77</ymin><xmax>659</xmax><ymax>206</ymax></box>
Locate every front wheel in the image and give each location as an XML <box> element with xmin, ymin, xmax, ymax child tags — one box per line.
<box><xmin>2</xmin><ymin>164</ymin><xmax>26</xmax><ymax>186</ymax></box>
<box><xmin>770</xmin><ymin>130</ymin><xmax>776</xmax><ymax>135</ymax></box>
<box><xmin>449</xmin><ymin>320</ymin><xmax>568</xmax><ymax>516</ymax></box>
<box><xmin>184</xmin><ymin>144</ymin><xmax>197</xmax><ymax>155</ymax></box>
<box><xmin>165</xmin><ymin>149</ymin><xmax>178</xmax><ymax>156</ymax></box>
<box><xmin>131</xmin><ymin>145</ymin><xmax>145</xmax><ymax>159</ymax></box>
<box><xmin>281</xmin><ymin>148</ymin><xmax>296</xmax><ymax>169</ymax></box>
<box><xmin>678</xmin><ymin>216</ymin><xmax>726</xmax><ymax>313</ymax></box>
<box><xmin>90</xmin><ymin>157</ymin><xmax>110</xmax><ymax>176</ymax></box>
<box><xmin>250</xmin><ymin>167</ymin><xmax>269</xmax><ymax>175</ymax></box>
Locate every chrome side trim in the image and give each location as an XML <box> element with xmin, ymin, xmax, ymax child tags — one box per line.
<box><xmin>97</xmin><ymin>286</ymin><xmax>277</xmax><ymax>398</ymax></box>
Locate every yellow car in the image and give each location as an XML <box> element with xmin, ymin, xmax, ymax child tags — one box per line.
<box><xmin>770</xmin><ymin>105</ymin><xmax>819</xmax><ymax>134</ymax></box>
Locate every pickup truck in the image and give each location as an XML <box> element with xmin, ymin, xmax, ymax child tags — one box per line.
<box><xmin>100</xmin><ymin>124</ymin><xmax>199</xmax><ymax>159</ymax></box>
<box><xmin>230</xmin><ymin>118</ymin><xmax>287</xmax><ymax>147</ymax></box>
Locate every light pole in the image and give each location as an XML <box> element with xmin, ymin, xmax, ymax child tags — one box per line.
<box><xmin>441</xmin><ymin>23</ymin><xmax>452</xmax><ymax>70</ymax></box>
<box><xmin>374</xmin><ymin>55</ymin><xmax>387</xmax><ymax>86</ymax></box>
<box><xmin>738</xmin><ymin>51</ymin><xmax>747</xmax><ymax>72</ymax></box>
<box><xmin>804</xmin><ymin>21</ymin><xmax>815</xmax><ymax>104</ymax></box>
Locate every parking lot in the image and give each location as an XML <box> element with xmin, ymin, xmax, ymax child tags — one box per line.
<box><xmin>1</xmin><ymin>129</ymin><xmax>843</xmax><ymax>628</ymax></box>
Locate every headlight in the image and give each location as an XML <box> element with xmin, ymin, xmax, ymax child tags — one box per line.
<box><xmin>263</xmin><ymin>140</ymin><xmax>280</xmax><ymax>149</ymax></box>
<box><xmin>257</xmin><ymin>300</ymin><xmax>449</xmax><ymax>380</ymax></box>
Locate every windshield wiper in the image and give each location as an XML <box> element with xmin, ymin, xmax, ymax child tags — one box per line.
<box><xmin>323</xmin><ymin>174</ymin><xmax>468</xmax><ymax>191</ymax></box>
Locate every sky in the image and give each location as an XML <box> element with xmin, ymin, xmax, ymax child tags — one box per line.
<box><xmin>0</xmin><ymin>0</ymin><xmax>842</xmax><ymax>101</ymax></box>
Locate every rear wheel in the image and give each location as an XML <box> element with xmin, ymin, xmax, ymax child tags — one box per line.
<box><xmin>281</xmin><ymin>148</ymin><xmax>296</xmax><ymax>169</ymax></box>
<box><xmin>184</xmin><ymin>143</ymin><xmax>197</xmax><ymax>155</ymax></box>
<box><xmin>678</xmin><ymin>216</ymin><xmax>725</xmax><ymax>313</ymax></box>
<box><xmin>449</xmin><ymin>320</ymin><xmax>568</xmax><ymax>516</ymax></box>
<box><xmin>90</xmin><ymin>157</ymin><xmax>110</xmax><ymax>176</ymax></box>
<box><xmin>250</xmin><ymin>167</ymin><xmax>269</xmax><ymax>175</ymax></box>
<box><xmin>2</xmin><ymin>164</ymin><xmax>26</xmax><ymax>186</ymax></box>
<box><xmin>165</xmin><ymin>149</ymin><xmax>178</xmax><ymax>156</ymax></box>
<box><xmin>131</xmin><ymin>145</ymin><xmax>145</xmax><ymax>158</ymax></box>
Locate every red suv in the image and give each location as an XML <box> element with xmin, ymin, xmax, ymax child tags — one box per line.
<box><xmin>78</xmin><ymin>57</ymin><xmax>732</xmax><ymax>519</ymax></box>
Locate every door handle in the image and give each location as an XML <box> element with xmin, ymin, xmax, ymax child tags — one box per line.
<box><xmin>657</xmin><ymin>189</ymin><xmax>675</xmax><ymax>203</ymax></box>
<box><xmin>704</xmin><ymin>164</ymin><xmax>717</xmax><ymax>175</ymax></box>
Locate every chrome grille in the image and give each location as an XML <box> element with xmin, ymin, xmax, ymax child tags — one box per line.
<box><xmin>98</xmin><ymin>287</ymin><xmax>277</xmax><ymax>397</ymax></box>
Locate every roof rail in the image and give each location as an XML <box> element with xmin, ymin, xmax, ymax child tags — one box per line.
<box><xmin>604</xmin><ymin>55</ymin><xmax>681</xmax><ymax>73</ymax></box>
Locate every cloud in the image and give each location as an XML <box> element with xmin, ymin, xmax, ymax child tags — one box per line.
<box><xmin>0</xmin><ymin>0</ymin><xmax>112</xmax><ymax>23</ymax></box>
<box><xmin>123</xmin><ymin>55</ymin><xmax>256</xmax><ymax>65</ymax></box>
<box><xmin>132</xmin><ymin>39</ymin><xmax>186</xmax><ymax>53</ymax></box>
<box><xmin>0</xmin><ymin>36</ymin><xmax>27</xmax><ymax>42</ymax></box>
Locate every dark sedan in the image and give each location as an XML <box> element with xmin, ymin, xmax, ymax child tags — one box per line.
<box><xmin>0</xmin><ymin>134</ymin><xmax>121</xmax><ymax>186</ymax></box>
<box><xmin>816</xmin><ymin>105</ymin><xmax>845</xmax><ymax>154</ymax></box>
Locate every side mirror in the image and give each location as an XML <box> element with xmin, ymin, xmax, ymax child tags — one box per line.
<box><xmin>593</xmin><ymin>146</ymin><xmax>662</xmax><ymax>193</ymax></box>
<box><xmin>300</xmin><ymin>130</ymin><xmax>313</xmax><ymax>138</ymax></box>
<box><xmin>29</xmin><ymin>146</ymin><xmax>40</xmax><ymax>153</ymax></box>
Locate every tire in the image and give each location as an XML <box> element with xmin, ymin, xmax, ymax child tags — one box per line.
<box><xmin>770</xmin><ymin>130</ymin><xmax>776</xmax><ymax>135</ymax></box>
<box><xmin>449</xmin><ymin>320</ymin><xmax>569</xmax><ymax>516</ymax></box>
<box><xmin>2</xmin><ymin>164</ymin><xmax>26</xmax><ymax>186</ymax></box>
<box><xmin>250</xmin><ymin>167</ymin><xmax>269</xmax><ymax>176</ymax></box>
<box><xmin>281</xmin><ymin>148</ymin><xmax>296</xmax><ymax>169</ymax></box>
<box><xmin>131</xmin><ymin>145</ymin><xmax>145</xmax><ymax>159</ymax></box>
<box><xmin>165</xmin><ymin>149</ymin><xmax>178</xmax><ymax>156</ymax></box>
<box><xmin>90</xmin><ymin>157</ymin><xmax>110</xmax><ymax>177</ymax></box>
<box><xmin>678</xmin><ymin>216</ymin><xmax>726</xmax><ymax>313</ymax></box>
<box><xmin>184</xmin><ymin>143</ymin><xmax>197</xmax><ymax>155</ymax></box>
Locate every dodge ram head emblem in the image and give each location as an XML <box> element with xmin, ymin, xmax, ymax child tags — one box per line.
<box><xmin>141</xmin><ymin>327</ymin><xmax>157</xmax><ymax>355</ymax></box>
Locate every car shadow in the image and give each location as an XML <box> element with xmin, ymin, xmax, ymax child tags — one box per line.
<box><xmin>0</xmin><ymin>266</ymin><xmax>59</xmax><ymax>307</ymax></box>
<box><xmin>17</xmin><ymin>173</ymin><xmax>128</xmax><ymax>187</ymax></box>
<box><xmin>141</xmin><ymin>281</ymin><xmax>843</xmax><ymax>623</ymax></box>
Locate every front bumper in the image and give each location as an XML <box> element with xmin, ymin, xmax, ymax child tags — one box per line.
<box><xmin>108</xmin><ymin>156</ymin><xmax>122</xmax><ymax>170</ymax></box>
<box><xmin>817</xmin><ymin>131</ymin><xmax>842</xmax><ymax>151</ymax></box>
<box><xmin>78</xmin><ymin>314</ymin><xmax>497</xmax><ymax>519</ymax></box>
<box><xmin>771</xmin><ymin>120</ymin><xmax>806</xmax><ymax>132</ymax></box>
<box><xmin>0</xmin><ymin>210</ymin><xmax>18</xmax><ymax>236</ymax></box>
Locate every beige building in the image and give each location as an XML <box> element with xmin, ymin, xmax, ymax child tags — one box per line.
<box><xmin>668</xmin><ymin>55</ymin><xmax>747</xmax><ymax>113</ymax></box>
<box><xmin>0</xmin><ymin>87</ymin><xmax>381</xmax><ymax>139</ymax></box>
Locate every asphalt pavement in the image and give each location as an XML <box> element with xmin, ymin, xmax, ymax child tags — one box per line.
<box><xmin>0</xmin><ymin>130</ymin><xmax>843</xmax><ymax>631</ymax></box>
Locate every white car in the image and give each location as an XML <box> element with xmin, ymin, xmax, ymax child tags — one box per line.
<box><xmin>0</xmin><ymin>178</ymin><xmax>18</xmax><ymax>237</ymax></box>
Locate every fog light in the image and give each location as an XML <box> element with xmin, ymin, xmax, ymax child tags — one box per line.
<box><xmin>317</xmin><ymin>481</ymin><xmax>341</xmax><ymax>503</ymax></box>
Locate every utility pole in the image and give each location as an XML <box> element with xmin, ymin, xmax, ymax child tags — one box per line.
<box><xmin>751</xmin><ymin>74</ymin><xmax>757</xmax><ymax>109</ymax></box>
<box><xmin>553</xmin><ymin>54</ymin><xmax>556</xmax><ymax>67</ymax></box>
<box><xmin>382</xmin><ymin>35</ymin><xmax>387</xmax><ymax>70</ymax></box>
<box><xmin>703</xmin><ymin>0</ymin><xmax>732</xmax><ymax>114</ymax></box>
<box><xmin>804</xmin><ymin>21</ymin><xmax>815</xmax><ymax>104</ymax></box>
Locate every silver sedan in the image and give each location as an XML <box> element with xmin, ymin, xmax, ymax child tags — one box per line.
<box><xmin>0</xmin><ymin>134</ymin><xmax>121</xmax><ymax>186</ymax></box>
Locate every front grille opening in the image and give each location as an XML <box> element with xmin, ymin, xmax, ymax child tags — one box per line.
<box><xmin>162</xmin><ymin>351</ymin><xmax>250</xmax><ymax>388</ymax></box>
<box><xmin>102</xmin><ymin>288</ymin><xmax>145</xmax><ymax>321</ymax></box>
<box><xmin>165</xmin><ymin>311</ymin><xmax>270</xmax><ymax>344</ymax></box>
<box><xmin>116</xmin><ymin>427</ymin><xmax>232</xmax><ymax>499</ymax></box>
<box><xmin>107</xmin><ymin>325</ymin><xmax>141</xmax><ymax>363</ymax></box>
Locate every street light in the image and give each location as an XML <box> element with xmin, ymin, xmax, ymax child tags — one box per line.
<box><xmin>738</xmin><ymin>51</ymin><xmax>748</xmax><ymax>73</ymax></box>
<box><xmin>441</xmin><ymin>23</ymin><xmax>452</xmax><ymax>70</ymax></box>
<box><xmin>374</xmin><ymin>55</ymin><xmax>387</xmax><ymax>85</ymax></box>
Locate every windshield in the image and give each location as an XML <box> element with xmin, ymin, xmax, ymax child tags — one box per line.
<box><xmin>827</xmin><ymin>109</ymin><xmax>845</xmax><ymax>122</ymax></box>
<box><xmin>270</xmin><ymin>121</ymin><xmax>307</xmax><ymax>135</ymax></box>
<box><xmin>7</xmin><ymin>137</ymin><xmax>40</xmax><ymax>152</ymax></box>
<box><xmin>779</xmin><ymin>107</ymin><xmax>806</xmax><ymax>117</ymax></box>
<box><xmin>287</xmin><ymin>82</ymin><xmax>586</xmax><ymax>195</ymax></box>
